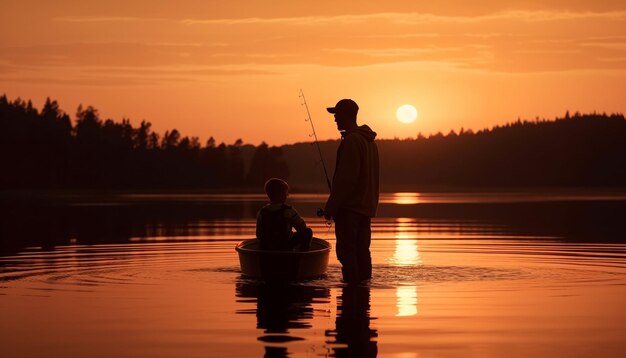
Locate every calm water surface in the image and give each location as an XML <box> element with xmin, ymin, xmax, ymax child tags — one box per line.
<box><xmin>1</xmin><ymin>192</ymin><xmax>626</xmax><ymax>357</ymax></box>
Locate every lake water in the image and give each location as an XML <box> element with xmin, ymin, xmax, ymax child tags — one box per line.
<box><xmin>1</xmin><ymin>192</ymin><xmax>626</xmax><ymax>357</ymax></box>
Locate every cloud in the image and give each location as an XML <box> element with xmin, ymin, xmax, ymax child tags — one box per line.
<box><xmin>84</xmin><ymin>66</ymin><xmax>276</xmax><ymax>76</ymax></box>
<box><xmin>0</xmin><ymin>52</ymin><xmax>276</xmax><ymax>87</ymax></box>
<box><xmin>179</xmin><ymin>10</ymin><xmax>626</xmax><ymax>26</ymax></box>
<box><xmin>53</xmin><ymin>16</ymin><xmax>161</xmax><ymax>23</ymax></box>
<box><xmin>0</xmin><ymin>75</ymin><xmax>164</xmax><ymax>86</ymax></box>
<box><xmin>598</xmin><ymin>57</ymin><xmax>626</xmax><ymax>62</ymax></box>
<box><xmin>53</xmin><ymin>10</ymin><xmax>626</xmax><ymax>26</ymax></box>
<box><xmin>2</xmin><ymin>9</ymin><xmax>625</xmax><ymax>77</ymax></box>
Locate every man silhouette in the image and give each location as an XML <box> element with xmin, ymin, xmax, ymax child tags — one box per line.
<box><xmin>324</xmin><ymin>99</ymin><xmax>380</xmax><ymax>284</ymax></box>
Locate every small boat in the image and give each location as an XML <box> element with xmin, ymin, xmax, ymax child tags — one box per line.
<box><xmin>235</xmin><ymin>237</ymin><xmax>331</xmax><ymax>280</ymax></box>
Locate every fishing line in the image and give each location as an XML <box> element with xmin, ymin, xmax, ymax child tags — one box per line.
<box><xmin>299</xmin><ymin>89</ymin><xmax>332</xmax><ymax>192</ymax></box>
<box><xmin>299</xmin><ymin>89</ymin><xmax>334</xmax><ymax>232</ymax></box>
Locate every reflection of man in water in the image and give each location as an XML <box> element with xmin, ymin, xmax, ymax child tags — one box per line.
<box><xmin>326</xmin><ymin>285</ymin><xmax>378</xmax><ymax>357</ymax></box>
<box><xmin>324</xmin><ymin>99</ymin><xmax>380</xmax><ymax>284</ymax></box>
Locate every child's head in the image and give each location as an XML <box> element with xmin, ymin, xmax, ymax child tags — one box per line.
<box><xmin>264</xmin><ymin>178</ymin><xmax>289</xmax><ymax>203</ymax></box>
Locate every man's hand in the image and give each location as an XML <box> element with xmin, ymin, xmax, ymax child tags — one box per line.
<box><xmin>317</xmin><ymin>208</ymin><xmax>333</xmax><ymax>221</ymax></box>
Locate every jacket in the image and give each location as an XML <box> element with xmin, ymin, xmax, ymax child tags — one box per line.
<box><xmin>325</xmin><ymin>124</ymin><xmax>380</xmax><ymax>217</ymax></box>
<box><xmin>256</xmin><ymin>203</ymin><xmax>307</xmax><ymax>250</ymax></box>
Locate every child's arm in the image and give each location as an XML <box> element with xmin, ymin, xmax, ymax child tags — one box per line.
<box><xmin>255</xmin><ymin>210</ymin><xmax>263</xmax><ymax>240</ymax></box>
<box><xmin>284</xmin><ymin>207</ymin><xmax>307</xmax><ymax>232</ymax></box>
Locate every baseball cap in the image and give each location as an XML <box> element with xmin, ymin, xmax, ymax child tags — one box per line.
<box><xmin>327</xmin><ymin>99</ymin><xmax>359</xmax><ymax>115</ymax></box>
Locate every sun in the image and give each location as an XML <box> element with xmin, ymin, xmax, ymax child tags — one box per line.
<box><xmin>396</xmin><ymin>104</ymin><xmax>418</xmax><ymax>124</ymax></box>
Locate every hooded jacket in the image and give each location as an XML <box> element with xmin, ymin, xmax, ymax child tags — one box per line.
<box><xmin>324</xmin><ymin>125</ymin><xmax>380</xmax><ymax>217</ymax></box>
<box><xmin>256</xmin><ymin>203</ymin><xmax>307</xmax><ymax>250</ymax></box>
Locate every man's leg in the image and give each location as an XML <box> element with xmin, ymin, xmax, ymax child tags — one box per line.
<box><xmin>356</xmin><ymin>215</ymin><xmax>372</xmax><ymax>281</ymax></box>
<box><xmin>334</xmin><ymin>211</ymin><xmax>360</xmax><ymax>283</ymax></box>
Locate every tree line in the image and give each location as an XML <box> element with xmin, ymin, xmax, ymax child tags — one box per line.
<box><xmin>286</xmin><ymin>112</ymin><xmax>626</xmax><ymax>190</ymax></box>
<box><xmin>2</xmin><ymin>94</ymin><xmax>624</xmax><ymax>191</ymax></box>
<box><xmin>0</xmin><ymin>95</ymin><xmax>288</xmax><ymax>189</ymax></box>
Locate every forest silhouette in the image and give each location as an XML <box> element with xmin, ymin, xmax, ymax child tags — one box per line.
<box><xmin>287</xmin><ymin>112</ymin><xmax>626</xmax><ymax>190</ymax></box>
<box><xmin>0</xmin><ymin>95</ymin><xmax>288</xmax><ymax>189</ymax></box>
<box><xmin>1</xmin><ymin>94</ymin><xmax>624</xmax><ymax>191</ymax></box>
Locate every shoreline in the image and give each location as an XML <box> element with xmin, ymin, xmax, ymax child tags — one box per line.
<box><xmin>2</xmin><ymin>186</ymin><xmax>626</xmax><ymax>201</ymax></box>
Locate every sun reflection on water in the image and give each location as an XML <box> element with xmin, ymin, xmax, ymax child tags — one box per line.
<box><xmin>392</xmin><ymin>238</ymin><xmax>421</xmax><ymax>266</ymax></box>
<box><xmin>396</xmin><ymin>286</ymin><xmax>418</xmax><ymax>317</ymax></box>
<box><xmin>390</xmin><ymin>218</ymin><xmax>422</xmax><ymax>266</ymax></box>
<box><xmin>390</xmin><ymin>218</ymin><xmax>421</xmax><ymax>317</ymax></box>
<box><xmin>391</xmin><ymin>192</ymin><xmax>420</xmax><ymax>205</ymax></box>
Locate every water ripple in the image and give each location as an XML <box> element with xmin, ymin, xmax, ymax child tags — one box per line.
<box><xmin>1</xmin><ymin>240</ymin><xmax>625</xmax><ymax>293</ymax></box>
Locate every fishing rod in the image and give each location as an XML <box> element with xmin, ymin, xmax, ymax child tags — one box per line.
<box><xmin>299</xmin><ymin>89</ymin><xmax>332</xmax><ymax>193</ymax></box>
<box><xmin>299</xmin><ymin>90</ymin><xmax>333</xmax><ymax>221</ymax></box>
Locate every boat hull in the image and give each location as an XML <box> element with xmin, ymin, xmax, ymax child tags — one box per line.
<box><xmin>235</xmin><ymin>237</ymin><xmax>331</xmax><ymax>280</ymax></box>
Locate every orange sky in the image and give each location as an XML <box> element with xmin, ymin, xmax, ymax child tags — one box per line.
<box><xmin>2</xmin><ymin>1</ymin><xmax>625</xmax><ymax>145</ymax></box>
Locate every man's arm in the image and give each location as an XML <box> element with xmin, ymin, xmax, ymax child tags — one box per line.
<box><xmin>324</xmin><ymin>135</ymin><xmax>361</xmax><ymax>218</ymax></box>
